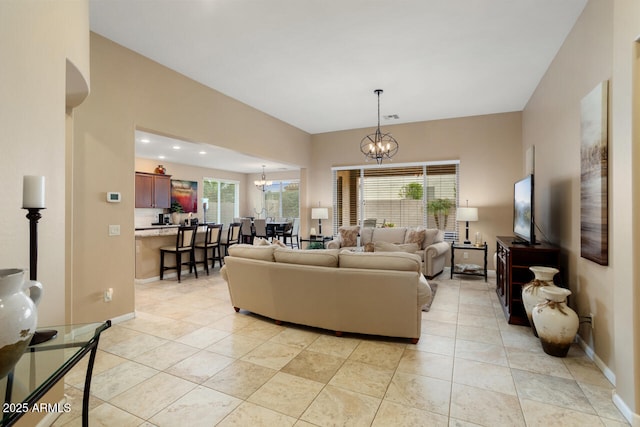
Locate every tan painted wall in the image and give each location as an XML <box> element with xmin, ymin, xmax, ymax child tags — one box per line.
<box><xmin>310</xmin><ymin>112</ymin><xmax>523</xmax><ymax>267</ymax></box>
<box><xmin>1</xmin><ymin>1</ymin><xmax>90</xmax><ymax>422</ymax></box>
<box><xmin>523</xmin><ymin>0</ymin><xmax>639</xmax><ymax>419</ymax></box>
<box><xmin>71</xmin><ymin>33</ymin><xmax>310</xmax><ymax>322</ymax></box>
<box><xmin>0</xmin><ymin>1</ymin><xmax>89</xmax><ymax>325</ymax></box>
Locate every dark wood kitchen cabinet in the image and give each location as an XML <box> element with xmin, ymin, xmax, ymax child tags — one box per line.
<box><xmin>495</xmin><ymin>236</ymin><xmax>560</xmax><ymax>325</ymax></box>
<box><xmin>135</xmin><ymin>172</ymin><xmax>171</xmax><ymax>208</ymax></box>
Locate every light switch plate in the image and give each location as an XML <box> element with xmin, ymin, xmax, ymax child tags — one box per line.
<box><xmin>109</xmin><ymin>225</ymin><xmax>120</xmax><ymax>236</ymax></box>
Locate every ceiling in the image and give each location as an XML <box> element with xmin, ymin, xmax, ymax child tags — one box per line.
<box><xmin>91</xmin><ymin>0</ymin><xmax>588</xmax><ymax>172</ymax></box>
<box><xmin>135</xmin><ymin>130</ymin><xmax>298</xmax><ymax>173</ymax></box>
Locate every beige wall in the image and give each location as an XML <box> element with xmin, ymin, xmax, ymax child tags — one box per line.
<box><xmin>310</xmin><ymin>112</ymin><xmax>523</xmax><ymax>267</ymax></box>
<box><xmin>1</xmin><ymin>1</ymin><xmax>90</xmax><ymax>422</ymax></box>
<box><xmin>0</xmin><ymin>1</ymin><xmax>89</xmax><ymax>325</ymax></box>
<box><xmin>71</xmin><ymin>33</ymin><xmax>311</xmax><ymax>323</ymax></box>
<box><xmin>523</xmin><ymin>0</ymin><xmax>639</xmax><ymax>420</ymax></box>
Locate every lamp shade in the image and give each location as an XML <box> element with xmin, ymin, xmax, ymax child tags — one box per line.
<box><xmin>457</xmin><ymin>207</ymin><xmax>478</xmax><ymax>222</ymax></box>
<box><xmin>311</xmin><ymin>208</ymin><xmax>329</xmax><ymax>220</ymax></box>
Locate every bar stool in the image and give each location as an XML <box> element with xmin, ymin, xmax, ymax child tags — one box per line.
<box><xmin>220</xmin><ymin>222</ymin><xmax>242</xmax><ymax>256</ymax></box>
<box><xmin>160</xmin><ymin>225</ymin><xmax>198</xmax><ymax>283</ymax></box>
<box><xmin>195</xmin><ymin>223</ymin><xmax>223</xmax><ymax>275</ymax></box>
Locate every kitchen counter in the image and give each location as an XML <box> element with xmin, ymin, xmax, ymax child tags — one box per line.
<box><xmin>134</xmin><ymin>224</ymin><xmax>212</xmax><ymax>280</ymax></box>
<box><xmin>135</xmin><ymin>224</ymin><xmax>180</xmax><ymax>237</ymax></box>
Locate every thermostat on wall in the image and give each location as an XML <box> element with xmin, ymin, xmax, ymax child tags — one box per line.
<box><xmin>107</xmin><ymin>192</ymin><xmax>121</xmax><ymax>203</ymax></box>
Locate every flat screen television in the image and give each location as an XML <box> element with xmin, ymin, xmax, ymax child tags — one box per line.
<box><xmin>513</xmin><ymin>174</ymin><xmax>535</xmax><ymax>245</ymax></box>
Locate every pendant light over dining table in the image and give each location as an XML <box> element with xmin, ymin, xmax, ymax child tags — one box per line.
<box><xmin>360</xmin><ymin>89</ymin><xmax>399</xmax><ymax>164</ymax></box>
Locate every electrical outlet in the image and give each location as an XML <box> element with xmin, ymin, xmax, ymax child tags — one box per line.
<box><xmin>463</xmin><ymin>252</ymin><xmax>469</xmax><ymax>259</ymax></box>
<box><xmin>109</xmin><ymin>225</ymin><xmax>120</xmax><ymax>236</ymax></box>
<box><xmin>104</xmin><ymin>288</ymin><xmax>113</xmax><ymax>302</ymax></box>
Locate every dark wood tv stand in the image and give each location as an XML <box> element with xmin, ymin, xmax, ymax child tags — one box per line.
<box><xmin>495</xmin><ymin>236</ymin><xmax>560</xmax><ymax>325</ymax></box>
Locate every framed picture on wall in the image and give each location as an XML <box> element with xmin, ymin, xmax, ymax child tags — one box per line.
<box><xmin>580</xmin><ymin>80</ymin><xmax>608</xmax><ymax>266</ymax></box>
<box><xmin>171</xmin><ymin>179</ymin><xmax>198</xmax><ymax>213</ymax></box>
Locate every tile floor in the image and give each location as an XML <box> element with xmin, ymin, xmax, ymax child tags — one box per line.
<box><xmin>55</xmin><ymin>269</ymin><xmax>629</xmax><ymax>426</ymax></box>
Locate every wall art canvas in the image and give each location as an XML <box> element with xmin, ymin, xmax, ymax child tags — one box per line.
<box><xmin>171</xmin><ymin>179</ymin><xmax>198</xmax><ymax>213</ymax></box>
<box><xmin>580</xmin><ymin>81</ymin><xmax>608</xmax><ymax>265</ymax></box>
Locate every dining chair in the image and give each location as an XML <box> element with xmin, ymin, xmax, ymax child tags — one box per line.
<box><xmin>253</xmin><ymin>219</ymin><xmax>269</xmax><ymax>241</ymax></box>
<box><xmin>195</xmin><ymin>223</ymin><xmax>223</xmax><ymax>275</ymax></box>
<box><xmin>159</xmin><ymin>225</ymin><xmax>198</xmax><ymax>283</ymax></box>
<box><xmin>363</xmin><ymin>218</ymin><xmax>377</xmax><ymax>228</ymax></box>
<box><xmin>280</xmin><ymin>218</ymin><xmax>299</xmax><ymax>248</ymax></box>
<box><xmin>241</xmin><ymin>218</ymin><xmax>254</xmax><ymax>244</ymax></box>
<box><xmin>221</xmin><ymin>222</ymin><xmax>242</xmax><ymax>256</ymax></box>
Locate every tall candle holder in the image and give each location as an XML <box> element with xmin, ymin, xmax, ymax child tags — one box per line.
<box><xmin>23</xmin><ymin>208</ymin><xmax>57</xmax><ymax>345</ymax></box>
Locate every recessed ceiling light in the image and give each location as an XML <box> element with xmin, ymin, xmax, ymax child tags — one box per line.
<box><xmin>158</xmin><ymin>155</ymin><xmax>165</xmax><ymax>159</ymax></box>
<box><xmin>199</xmin><ymin>151</ymin><xmax>207</xmax><ymax>155</ymax></box>
<box><xmin>140</xmin><ymin>138</ymin><xmax>150</xmax><ymax>143</ymax></box>
<box><xmin>172</xmin><ymin>145</ymin><xmax>180</xmax><ymax>150</ymax></box>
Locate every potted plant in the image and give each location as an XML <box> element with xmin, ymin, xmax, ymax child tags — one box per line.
<box><xmin>171</xmin><ymin>201</ymin><xmax>184</xmax><ymax>225</ymax></box>
<box><xmin>427</xmin><ymin>198</ymin><xmax>453</xmax><ymax>230</ymax></box>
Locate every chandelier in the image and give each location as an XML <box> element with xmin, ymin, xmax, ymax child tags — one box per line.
<box><xmin>254</xmin><ymin>165</ymin><xmax>272</xmax><ymax>192</ymax></box>
<box><xmin>360</xmin><ymin>89</ymin><xmax>399</xmax><ymax>164</ymax></box>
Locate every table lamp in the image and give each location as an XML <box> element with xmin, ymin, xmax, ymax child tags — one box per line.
<box><xmin>311</xmin><ymin>208</ymin><xmax>329</xmax><ymax>235</ymax></box>
<box><xmin>457</xmin><ymin>206</ymin><xmax>478</xmax><ymax>244</ymax></box>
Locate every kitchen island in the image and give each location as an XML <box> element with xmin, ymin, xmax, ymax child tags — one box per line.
<box><xmin>135</xmin><ymin>224</ymin><xmax>212</xmax><ymax>281</ymax></box>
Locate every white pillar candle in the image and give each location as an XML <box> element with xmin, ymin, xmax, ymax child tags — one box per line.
<box><xmin>23</xmin><ymin>175</ymin><xmax>45</xmax><ymax>208</ymax></box>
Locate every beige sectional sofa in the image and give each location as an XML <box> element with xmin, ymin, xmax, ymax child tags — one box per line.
<box><xmin>220</xmin><ymin>244</ymin><xmax>432</xmax><ymax>343</ymax></box>
<box><xmin>326</xmin><ymin>226</ymin><xmax>450</xmax><ymax>279</ymax></box>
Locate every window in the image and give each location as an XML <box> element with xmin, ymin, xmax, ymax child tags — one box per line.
<box><xmin>332</xmin><ymin>161</ymin><xmax>460</xmax><ymax>240</ymax></box>
<box><xmin>203</xmin><ymin>178</ymin><xmax>239</xmax><ymax>225</ymax></box>
<box><xmin>264</xmin><ymin>180</ymin><xmax>299</xmax><ymax>219</ymax></box>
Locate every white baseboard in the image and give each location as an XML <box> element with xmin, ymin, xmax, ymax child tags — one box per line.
<box><xmin>577</xmin><ymin>335</ymin><xmax>640</xmax><ymax>425</ymax></box>
<box><xmin>109</xmin><ymin>311</ymin><xmax>135</xmax><ymax>325</ymax></box>
<box><xmin>576</xmin><ymin>335</ymin><xmax>616</xmax><ymax>385</ymax></box>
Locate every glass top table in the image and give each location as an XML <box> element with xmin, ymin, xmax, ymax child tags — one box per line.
<box><xmin>1</xmin><ymin>320</ymin><xmax>111</xmax><ymax>427</ymax></box>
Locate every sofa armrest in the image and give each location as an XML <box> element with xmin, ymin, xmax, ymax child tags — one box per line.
<box><xmin>425</xmin><ymin>241</ymin><xmax>450</xmax><ymax>258</ymax></box>
<box><xmin>326</xmin><ymin>239</ymin><xmax>341</xmax><ymax>249</ymax></box>
<box><xmin>220</xmin><ymin>265</ymin><xmax>229</xmax><ymax>282</ymax></box>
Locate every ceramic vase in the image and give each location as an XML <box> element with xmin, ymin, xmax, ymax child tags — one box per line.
<box><xmin>522</xmin><ymin>266</ymin><xmax>559</xmax><ymax>336</ymax></box>
<box><xmin>0</xmin><ymin>268</ymin><xmax>43</xmax><ymax>378</ymax></box>
<box><xmin>532</xmin><ymin>286</ymin><xmax>578</xmax><ymax>358</ymax></box>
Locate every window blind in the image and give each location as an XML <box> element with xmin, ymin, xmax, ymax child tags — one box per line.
<box><xmin>331</xmin><ymin>161</ymin><xmax>459</xmax><ymax>240</ymax></box>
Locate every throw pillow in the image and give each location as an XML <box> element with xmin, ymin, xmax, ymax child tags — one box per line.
<box><xmin>338</xmin><ymin>226</ymin><xmax>360</xmax><ymax>247</ymax></box>
<box><xmin>405</xmin><ymin>229</ymin><xmax>426</xmax><ymax>247</ymax></box>
<box><xmin>364</xmin><ymin>242</ymin><xmax>375</xmax><ymax>252</ymax></box>
<box><xmin>271</xmin><ymin>238</ymin><xmax>287</xmax><ymax>248</ymax></box>
<box><xmin>253</xmin><ymin>237</ymin><xmax>271</xmax><ymax>246</ymax></box>
<box><xmin>374</xmin><ymin>241</ymin><xmax>420</xmax><ymax>253</ymax></box>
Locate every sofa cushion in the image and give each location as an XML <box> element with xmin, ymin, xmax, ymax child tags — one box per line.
<box><xmin>424</xmin><ymin>228</ymin><xmax>444</xmax><ymax>247</ymax></box>
<box><xmin>228</xmin><ymin>244</ymin><xmax>276</xmax><ymax>261</ymax></box>
<box><xmin>274</xmin><ymin>248</ymin><xmax>339</xmax><ymax>267</ymax></box>
<box><xmin>374</xmin><ymin>241</ymin><xmax>420</xmax><ymax>254</ymax></box>
<box><xmin>372</xmin><ymin>227</ymin><xmax>407</xmax><ymax>244</ymax></box>
<box><xmin>339</xmin><ymin>226</ymin><xmax>360</xmax><ymax>247</ymax></box>
<box><xmin>253</xmin><ymin>237</ymin><xmax>271</xmax><ymax>246</ymax></box>
<box><xmin>339</xmin><ymin>251</ymin><xmax>422</xmax><ymax>273</ymax></box>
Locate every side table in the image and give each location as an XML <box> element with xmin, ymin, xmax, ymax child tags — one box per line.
<box><xmin>299</xmin><ymin>235</ymin><xmax>332</xmax><ymax>249</ymax></box>
<box><xmin>450</xmin><ymin>242</ymin><xmax>488</xmax><ymax>282</ymax></box>
<box><xmin>1</xmin><ymin>321</ymin><xmax>111</xmax><ymax>427</ymax></box>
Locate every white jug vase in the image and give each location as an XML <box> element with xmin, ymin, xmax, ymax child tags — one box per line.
<box><xmin>522</xmin><ymin>266</ymin><xmax>559</xmax><ymax>336</ymax></box>
<box><xmin>532</xmin><ymin>286</ymin><xmax>579</xmax><ymax>358</ymax></box>
<box><xmin>0</xmin><ymin>268</ymin><xmax>43</xmax><ymax>378</ymax></box>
